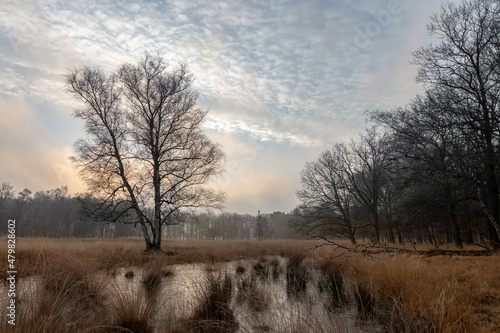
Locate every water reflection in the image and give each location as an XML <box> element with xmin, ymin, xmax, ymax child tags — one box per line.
<box><xmin>1</xmin><ymin>256</ymin><xmax>381</xmax><ymax>332</ymax></box>
<box><xmin>105</xmin><ymin>257</ymin><xmax>381</xmax><ymax>332</ymax></box>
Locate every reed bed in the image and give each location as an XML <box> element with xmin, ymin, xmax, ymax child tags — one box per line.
<box><xmin>0</xmin><ymin>238</ymin><xmax>319</xmax><ymax>279</ymax></box>
<box><xmin>323</xmin><ymin>253</ymin><xmax>500</xmax><ymax>332</ymax></box>
<box><xmin>0</xmin><ymin>237</ymin><xmax>498</xmax><ymax>332</ymax></box>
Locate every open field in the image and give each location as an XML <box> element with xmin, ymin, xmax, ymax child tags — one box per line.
<box><xmin>1</xmin><ymin>238</ymin><xmax>500</xmax><ymax>332</ymax></box>
<box><xmin>2</xmin><ymin>238</ymin><xmax>324</xmax><ymax>278</ymax></box>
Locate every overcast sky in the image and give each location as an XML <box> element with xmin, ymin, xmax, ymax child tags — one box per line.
<box><xmin>0</xmin><ymin>0</ymin><xmax>460</xmax><ymax>214</ymax></box>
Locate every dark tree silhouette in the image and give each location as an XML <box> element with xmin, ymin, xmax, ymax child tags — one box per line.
<box><xmin>66</xmin><ymin>52</ymin><xmax>225</xmax><ymax>251</ymax></box>
<box><xmin>294</xmin><ymin>145</ymin><xmax>359</xmax><ymax>244</ymax></box>
<box><xmin>411</xmin><ymin>0</ymin><xmax>500</xmax><ymax>244</ymax></box>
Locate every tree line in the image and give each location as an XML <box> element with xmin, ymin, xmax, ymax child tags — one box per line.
<box><xmin>292</xmin><ymin>0</ymin><xmax>500</xmax><ymax>249</ymax></box>
<box><xmin>4</xmin><ymin>0</ymin><xmax>498</xmax><ymax>251</ymax></box>
<box><xmin>0</xmin><ymin>182</ymin><xmax>301</xmax><ymax>240</ymax></box>
<box><xmin>0</xmin><ymin>183</ymin><xmax>104</xmax><ymax>238</ymax></box>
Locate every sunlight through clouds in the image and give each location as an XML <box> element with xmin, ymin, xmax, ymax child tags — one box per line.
<box><xmin>0</xmin><ymin>97</ymin><xmax>83</xmax><ymax>193</ymax></box>
<box><xmin>0</xmin><ymin>0</ymin><xmax>462</xmax><ymax>213</ymax></box>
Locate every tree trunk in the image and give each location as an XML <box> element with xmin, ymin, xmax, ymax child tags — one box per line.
<box><xmin>463</xmin><ymin>221</ymin><xmax>474</xmax><ymax>244</ymax></box>
<box><xmin>449</xmin><ymin>203</ymin><xmax>463</xmax><ymax>248</ymax></box>
<box><xmin>426</xmin><ymin>225</ymin><xmax>436</xmax><ymax>245</ymax></box>
<box><xmin>153</xmin><ymin>154</ymin><xmax>162</xmax><ymax>250</ymax></box>
<box><xmin>396</xmin><ymin>224</ymin><xmax>403</xmax><ymax>244</ymax></box>
<box><xmin>487</xmin><ymin>219</ymin><xmax>500</xmax><ymax>249</ymax></box>
<box><xmin>477</xmin><ymin>185</ymin><xmax>500</xmax><ymax>249</ymax></box>
<box><xmin>480</xmin><ymin>94</ymin><xmax>500</xmax><ymax>249</ymax></box>
<box><xmin>348</xmin><ymin>225</ymin><xmax>356</xmax><ymax>245</ymax></box>
<box><xmin>372</xmin><ymin>213</ymin><xmax>380</xmax><ymax>243</ymax></box>
<box><xmin>387</xmin><ymin>221</ymin><xmax>396</xmax><ymax>243</ymax></box>
<box><xmin>145</xmin><ymin>239</ymin><xmax>162</xmax><ymax>252</ymax></box>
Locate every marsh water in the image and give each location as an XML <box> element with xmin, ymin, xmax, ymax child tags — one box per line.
<box><xmin>107</xmin><ymin>256</ymin><xmax>380</xmax><ymax>332</ymax></box>
<box><xmin>4</xmin><ymin>256</ymin><xmax>382</xmax><ymax>332</ymax></box>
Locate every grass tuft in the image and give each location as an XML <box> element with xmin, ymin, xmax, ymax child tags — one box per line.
<box><xmin>107</xmin><ymin>289</ymin><xmax>156</xmax><ymax>333</ymax></box>
<box><xmin>285</xmin><ymin>252</ymin><xmax>309</xmax><ymax>296</ymax></box>
<box><xmin>318</xmin><ymin>261</ymin><xmax>346</xmax><ymax>310</ymax></box>
<box><xmin>235</xmin><ymin>264</ymin><xmax>246</xmax><ymax>274</ymax></box>
<box><xmin>142</xmin><ymin>264</ymin><xmax>173</xmax><ymax>295</ymax></box>
<box><xmin>235</xmin><ymin>272</ymin><xmax>271</xmax><ymax>312</ymax></box>
<box><xmin>124</xmin><ymin>270</ymin><xmax>135</xmax><ymax>279</ymax></box>
<box><xmin>188</xmin><ymin>272</ymin><xmax>239</xmax><ymax>333</ymax></box>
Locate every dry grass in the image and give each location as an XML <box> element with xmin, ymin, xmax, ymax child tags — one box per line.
<box><xmin>0</xmin><ymin>237</ymin><xmax>499</xmax><ymax>332</ymax></box>
<box><xmin>187</xmin><ymin>272</ymin><xmax>238</xmax><ymax>333</ymax></box>
<box><xmin>318</xmin><ymin>261</ymin><xmax>346</xmax><ymax>310</ymax></box>
<box><xmin>107</xmin><ymin>288</ymin><xmax>157</xmax><ymax>333</ymax></box>
<box><xmin>235</xmin><ymin>271</ymin><xmax>272</xmax><ymax>313</ymax></box>
<box><xmin>142</xmin><ymin>263</ymin><xmax>174</xmax><ymax>295</ymax></box>
<box><xmin>330</xmin><ymin>253</ymin><xmax>500</xmax><ymax>332</ymax></box>
<box><xmin>0</xmin><ymin>237</ymin><xmax>319</xmax><ymax>279</ymax></box>
<box><xmin>286</xmin><ymin>251</ymin><xmax>310</xmax><ymax>296</ymax></box>
<box><xmin>2</xmin><ymin>257</ymin><xmax>110</xmax><ymax>333</ymax></box>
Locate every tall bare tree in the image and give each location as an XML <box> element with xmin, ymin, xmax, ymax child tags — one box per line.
<box><xmin>294</xmin><ymin>147</ymin><xmax>359</xmax><ymax>244</ymax></box>
<box><xmin>346</xmin><ymin>128</ymin><xmax>391</xmax><ymax>243</ymax></box>
<box><xmin>412</xmin><ymin>0</ymin><xmax>500</xmax><ymax>242</ymax></box>
<box><xmin>372</xmin><ymin>90</ymin><xmax>476</xmax><ymax>247</ymax></box>
<box><xmin>67</xmin><ymin>53</ymin><xmax>225</xmax><ymax>251</ymax></box>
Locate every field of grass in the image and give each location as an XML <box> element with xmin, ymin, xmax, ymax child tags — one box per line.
<box><xmin>2</xmin><ymin>238</ymin><xmax>322</xmax><ymax>279</ymax></box>
<box><xmin>1</xmin><ymin>238</ymin><xmax>499</xmax><ymax>332</ymax></box>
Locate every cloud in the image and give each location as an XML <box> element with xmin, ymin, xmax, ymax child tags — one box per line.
<box><xmin>0</xmin><ymin>0</ymin><xmax>464</xmax><ymax>212</ymax></box>
<box><xmin>0</xmin><ymin>97</ymin><xmax>83</xmax><ymax>194</ymax></box>
<box><xmin>0</xmin><ymin>0</ymin><xmax>418</xmax><ymax>146</ymax></box>
<box><xmin>208</xmin><ymin>131</ymin><xmax>321</xmax><ymax>213</ymax></box>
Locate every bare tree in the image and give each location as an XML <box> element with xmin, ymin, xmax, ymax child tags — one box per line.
<box><xmin>346</xmin><ymin>128</ymin><xmax>391</xmax><ymax>243</ymax></box>
<box><xmin>412</xmin><ymin>0</ymin><xmax>500</xmax><ymax>242</ymax></box>
<box><xmin>0</xmin><ymin>182</ymin><xmax>14</xmax><ymax>221</ymax></box>
<box><xmin>294</xmin><ymin>147</ymin><xmax>359</xmax><ymax>244</ymax></box>
<box><xmin>67</xmin><ymin>52</ymin><xmax>225</xmax><ymax>251</ymax></box>
<box><xmin>255</xmin><ymin>210</ymin><xmax>273</xmax><ymax>241</ymax></box>
<box><xmin>372</xmin><ymin>90</ymin><xmax>479</xmax><ymax>248</ymax></box>
<box><xmin>294</xmin><ymin>128</ymin><xmax>393</xmax><ymax>244</ymax></box>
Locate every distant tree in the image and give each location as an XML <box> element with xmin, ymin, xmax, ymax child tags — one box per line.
<box><xmin>66</xmin><ymin>52</ymin><xmax>225</xmax><ymax>251</ymax></box>
<box><xmin>294</xmin><ymin>128</ymin><xmax>392</xmax><ymax>244</ymax></box>
<box><xmin>255</xmin><ymin>210</ymin><xmax>273</xmax><ymax>241</ymax></box>
<box><xmin>0</xmin><ymin>182</ymin><xmax>14</xmax><ymax>220</ymax></box>
<box><xmin>17</xmin><ymin>188</ymin><xmax>32</xmax><ymax>203</ymax></box>
<box><xmin>269</xmin><ymin>211</ymin><xmax>304</xmax><ymax>239</ymax></box>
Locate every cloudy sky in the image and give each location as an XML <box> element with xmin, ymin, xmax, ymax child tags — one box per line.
<box><xmin>0</xmin><ymin>0</ymin><xmax>460</xmax><ymax>214</ymax></box>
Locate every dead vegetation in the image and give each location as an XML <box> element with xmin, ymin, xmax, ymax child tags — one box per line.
<box><xmin>0</xmin><ymin>238</ymin><xmax>317</xmax><ymax>280</ymax></box>
<box><xmin>0</xmin><ymin>238</ymin><xmax>498</xmax><ymax>332</ymax></box>
<box><xmin>317</xmin><ymin>253</ymin><xmax>500</xmax><ymax>332</ymax></box>
<box><xmin>187</xmin><ymin>272</ymin><xmax>238</xmax><ymax>333</ymax></box>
